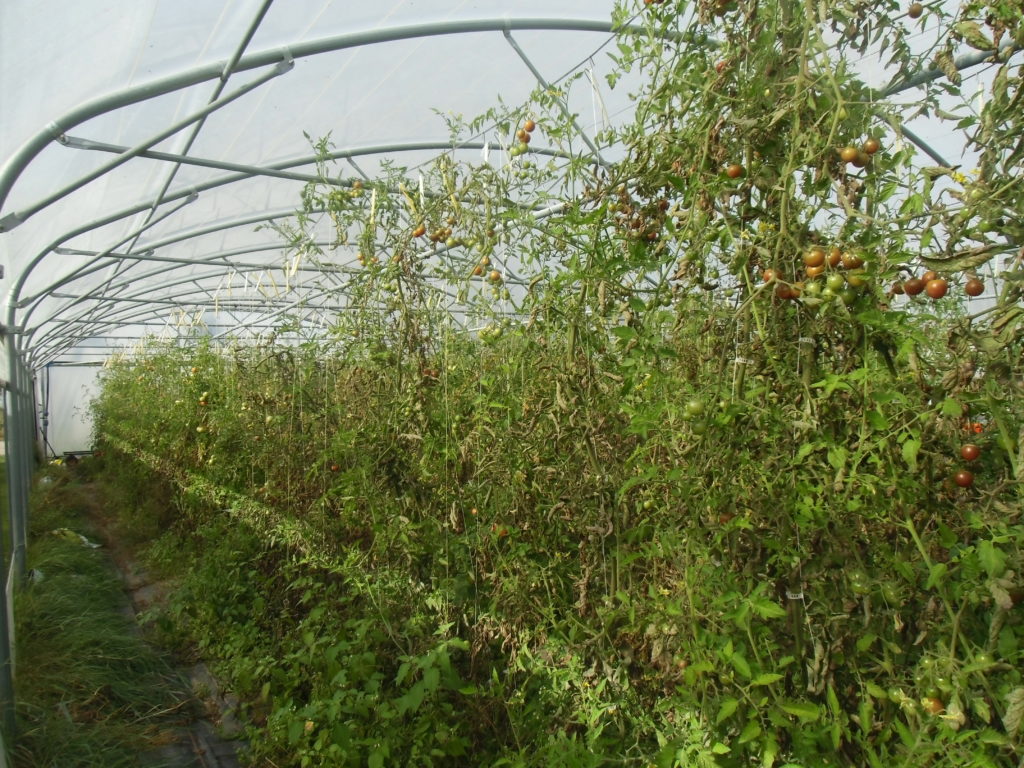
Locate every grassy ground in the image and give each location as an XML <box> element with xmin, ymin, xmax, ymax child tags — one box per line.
<box><xmin>9</xmin><ymin>463</ymin><xmax>193</xmax><ymax>767</ymax></box>
<box><xmin>1</xmin><ymin>455</ymin><xmax>8</xmax><ymax>576</ymax></box>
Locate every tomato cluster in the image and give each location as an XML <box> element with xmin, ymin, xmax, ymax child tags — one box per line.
<box><xmin>838</xmin><ymin>137</ymin><xmax>880</xmax><ymax>169</ymax></box>
<box><xmin>510</xmin><ymin>118</ymin><xmax>536</xmax><ymax>157</ymax></box>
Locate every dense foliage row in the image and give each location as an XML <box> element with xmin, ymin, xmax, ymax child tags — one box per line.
<box><xmin>93</xmin><ymin>307</ymin><xmax>1022</xmax><ymax>767</ymax></box>
<box><xmin>89</xmin><ymin>0</ymin><xmax>1024</xmax><ymax>765</ymax></box>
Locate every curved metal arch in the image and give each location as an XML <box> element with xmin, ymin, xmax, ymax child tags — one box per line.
<box><xmin>9</xmin><ymin>140</ymin><xmax>576</xmax><ymax>320</ymax></box>
<box><xmin>25</xmin><ymin>258</ymin><xmax>352</xmax><ymax>343</ymax></box>
<box><xmin>27</xmin><ymin>247</ymin><xmax>496</xmax><ymax>356</ymax></box>
<box><xmin>16</xmin><ymin>179</ymin><xmax>564</xmax><ymax>349</ymax></box>
<box><xmin>11</xmin><ymin>33</ymin><xmax>1015</xmax><ymax>328</ymax></box>
<box><xmin>27</xmin><ymin>251</ymin><xmax>498</xmax><ymax>365</ymax></box>
<box><xmin>28</xmin><ymin>288</ymin><xmax>341</xmax><ymax>364</ymax></box>
<box><xmin>26</xmin><ymin>265</ymin><xmax>332</xmax><ymax>338</ymax></box>
<box><xmin>46</xmin><ymin>239</ymin><xmax>343</xmax><ymax>306</ymax></box>
<box><xmin>0</xmin><ymin>15</ymin><xmax>649</xmax><ymax>221</ymax></box>
<box><xmin>4</xmin><ymin>16</ymin><xmax>662</xmax><ymax>365</ymax></box>
<box><xmin>29</xmin><ymin>280</ymin><xmax>447</xmax><ymax>367</ymax></box>
<box><xmin>18</xmin><ymin>239</ymin><xmax>343</xmax><ymax>333</ymax></box>
<box><xmin>7</xmin><ymin>16</ymin><xmax>1013</xmax><ymax>368</ymax></box>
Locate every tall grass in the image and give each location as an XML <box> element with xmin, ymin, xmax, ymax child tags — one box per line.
<box><xmin>10</xmin><ymin>468</ymin><xmax>192</xmax><ymax>767</ymax></box>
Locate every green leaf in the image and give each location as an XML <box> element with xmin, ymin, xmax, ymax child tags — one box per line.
<box><xmin>991</xmin><ymin>307</ymin><xmax>1024</xmax><ymax>346</ymax></box>
<box><xmin>711</xmin><ymin>742</ymin><xmax>730</xmax><ymax>754</ymax></box>
<box><xmin>954</xmin><ymin>20</ymin><xmax>994</xmax><ymax>50</ymax></box>
<box><xmin>780</xmin><ymin>700</ymin><xmax>821</xmax><ymax>722</ymax></box>
<box><xmin>920</xmin><ymin>245</ymin><xmax>997</xmax><ymax>273</ymax></box>
<box><xmin>752</xmin><ymin>673</ymin><xmax>784</xmax><ymax>686</ymax></box>
<box><xmin>716</xmin><ymin>697</ymin><xmax>739</xmax><ymax>724</ymax></box>
<box><xmin>972</xmin><ymin>696</ymin><xmax>992</xmax><ymax>724</ymax></box>
<box><xmin>978</xmin><ymin>540</ymin><xmax>1006</xmax><ymax>578</ymax></box>
<box><xmin>739</xmin><ymin>718</ymin><xmax>762</xmax><ymax>743</ymax></box>
<box><xmin>867</xmin><ymin>409</ymin><xmax>889</xmax><ymax>431</ymax></box>
<box><xmin>368</xmin><ymin>751</ymin><xmax>386</xmax><ymax>768</ymax></box>
<box><xmin>827</xmin><ymin>446</ymin><xmax>848</xmax><ymax>472</ymax></box>
<box><xmin>940</xmin><ymin>397</ymin><xmax>963</xmax><ymax>417</ymax></box>
<box><xmin>795</xmin><ymin>442</ymin><xmax>818</xmax><ymax>461</ymax></box>
<box><xmin>396</xmin><ymin>682</ymin><xmax>426</xmax><ymax>715</ymax></box>
<box><xmin>901</xmin><ymin>437</ymin><xmax>920</xmax><ymax>471</ymax></box>
<box><xmin>665</xmin><ymin>174</ymin><xmax>687</xmax><ymax>191</ymax></box>
<box><xmin>926</xmin><ymin>562</ymin><xmax>948</xmax><ymax>589</ymax></box>
<box><xmin>611</xmin><ymin>325</ymin><xmax>637</xmax><ymax>340</ymax></box>
<box><xmin>856</xmin><ymin>633</ymin><xmax>877</xmax><ymax>653</ymax></box>
<box><xmin>827</xmin><ymin>684</ymin><xmax>841</xmax><ymax>716</ymax></box>
<box><xmin>858</xmin><ymin>697</ymin><xmax>874</xmax><ymax>735</ymax></box>
<box><xmin>616</xmin><ymin>466</ymin><xmax>657</xmax><ymax>501</ymax></box>
<box><xmin>751</xmin><ymin>597</ymin><xmax>787</xmax><ymax>620</ymax></box>
<box><xmin>731</xmin><ymin>653</ymin><xmax>752</xmax><ymax>679</ymax></box>
<box><xmin>893</xmin><ymin>719</ymin><xmax>914</xmax><ymax>748</ymax></box>
<box><xmin>423</xmin><ymin>665</ymin><xmax>440</xmax><ymax>691</ymax></box>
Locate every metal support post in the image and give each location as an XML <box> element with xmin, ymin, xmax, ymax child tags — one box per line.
<box><xmin>8</xmin><ymin>355</ymin><xmax>29</xmax><ymax>580</ymax></box>
<box><xmin>0</xmin><ymin>380</ymin><xmax>17</xmax><ymax>746</ymax></box>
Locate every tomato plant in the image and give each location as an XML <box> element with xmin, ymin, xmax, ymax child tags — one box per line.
<box><xmin>85</xmin><ymin>1</ymin><xmax>1024</xmax><ymax>765</ymax></box>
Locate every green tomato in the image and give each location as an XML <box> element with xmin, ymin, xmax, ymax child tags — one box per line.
<box><xmin>839</xmin><ymin>288</ymin><xmax>859</xmax><ymax>306</ymax></box>
<box><xmin>826</xmin><ymin>273</ymin><xmax>846</xmax><ymax>292</ymax></box>
<box><xmin>803</xmin><ymin>280</ymin><xmax>822</xmax><ymax>296</ymax></box>
<box><xmin>684</xmin><ymin>399</ymin><xmax>705</xmax><ymax>417</ymax></box>
<box><xmin>848</xmin><ymin>569</ymin><xmax>870</xmax><ymax>595</ymax></box>
<box><xmin>880</xmin><ymin>583</ymin><xmax>900</xmax><ymax>603</ymax></box>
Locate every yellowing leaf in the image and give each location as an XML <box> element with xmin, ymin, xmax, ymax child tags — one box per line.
<box><xmin>1004</xmin><ymin>687</ymin><xmax>1024</xmax><ymax>737</ymax></box>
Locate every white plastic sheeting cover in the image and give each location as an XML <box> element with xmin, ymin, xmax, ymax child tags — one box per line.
<box><xmin>1</xmin><ymin>0</ymin><xmax>633</xmax><ymax>367</ymax></box>
<box><xmin>40</xmin><ymin>365</ymin><xmax>101</xmax><ymax>455</ymax></box>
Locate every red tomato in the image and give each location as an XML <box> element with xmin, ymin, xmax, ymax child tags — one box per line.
<box><xmin>925</xmin><ymin>278</ymin><xmax>948</xmax><ymax>299</ymax></box>
<box><xmin>960</xmin><ymin>444</ymin><xmax>980</xmax><ymax>462</ymax></box>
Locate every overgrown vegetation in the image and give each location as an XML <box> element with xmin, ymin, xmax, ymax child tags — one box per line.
<box><xmin>90</xmin><ymin>0</ymin><xmax>1023</xmax><ymax>765</ymax></box>
<box><xmin>11</xmin><ymin>466</ymin><xmax>193</xmax><ymax>767</ymax></box>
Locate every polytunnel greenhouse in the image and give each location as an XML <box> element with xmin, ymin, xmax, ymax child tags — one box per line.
<box><xmin>1</xmin><ymin>0</ymin><xmax>1022</xmax><ymax>765</ymax></box>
